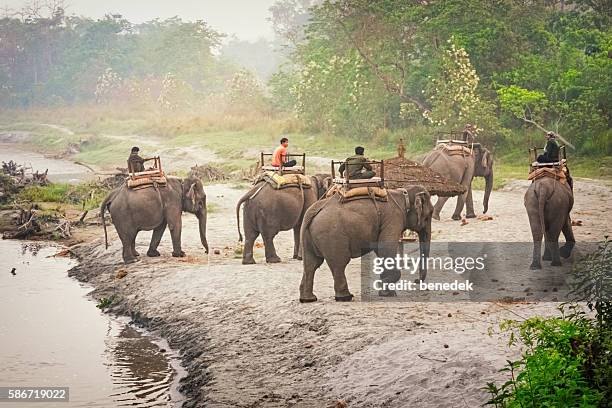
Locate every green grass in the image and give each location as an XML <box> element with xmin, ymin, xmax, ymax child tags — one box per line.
<box><xmin>17</xmin><ymin>182</ymin><xmax>110</xmax><ymax>210</ymax></box>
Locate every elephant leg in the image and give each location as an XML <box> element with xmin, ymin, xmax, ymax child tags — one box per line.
<box><xmin>526</xmin><ymin>207</ymin><xmax>543</xmax><ymax>270</ymax></box>
<box><xmin>560</xmin><ymin>216</ymin><xmax>575</xmax><ymax>258</ymax></box>
<box><xmin>452</xmin><ymin>191</ymin><xmax>467</xmax><ymax>220</ymax></box>
<box><xmin>375</xmin><ymin>240</ymin><xmax>402</xmax><ymax>296</ymax></box>
<box><xmin>118</xmin><ymin>230</ymin><xmax>138</xmax><ymax>264</ymax></box>
<box><xmin>299</xmin><ymin>246</ymin><xmax>324</xmax><ymax>303</ymax></box>
<box><xmin>262</xmin><ymin>232</ymin><xmax>281</xmax><ymax>263</ymax></box>
<box><xmin>326</xmin><ymin>256</ymin><xmax>353</xmax><ymax>301</ymax></box>
<box><xmin>168</xmin><ymin>215</ymin><xmax>185</xmax><ymax>257</ymax></box>
<box><xmin>465</xmin><ymin>186</ymin><xmax>476</xmax><ymax>218</ymax></box>
<box><xmin>547</xmin><ymin>230</ymin><xmax>562</xmax><ymax>266</ymax></box>
<box><xmin>293</xmin><ymin>226</ymin><xmax>302</xmax><ymax>260</ymax></box>
<box><xmin>131</xmin><ymin>237</ymin><xmax>139</xmax><ymax>258</ymax></box>
<box><xmin>242</xmin><ymin>227</ymin><xmax>259</xmax><ymax>265</ymax></box>
<box><xmin>147</xmin><ymin>222</ymin><xmax>166</xmax><ymax>257</ymax></box>
<box><xmin>542</xmin><ymin>233</ymin><xmax>552</xmax><ymax>261</ymax></box>
<box><xmin>432</xmin><ymin>197</ymin><xmax>449</xmax><ymax>220</ymax></box>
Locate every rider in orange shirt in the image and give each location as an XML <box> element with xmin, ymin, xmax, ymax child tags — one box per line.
<box><xmin>272</xmin><ymin>137</ymin><xmax>296</xmax><ymax>167</ymax></box>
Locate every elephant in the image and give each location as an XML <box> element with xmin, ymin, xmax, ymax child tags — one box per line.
<box><xmin>422</xmin><ymin>146</ymin><xmax>493</xmax><ymax>220</ymax></box>
<box><xmin>299</xmin><ymin>185</ymin><xmax>434</xmax><ymax>302</ymax></box>
<box><xmin>101</xmin><ymin>176</ymin><xmax>209</xmax><ymax>264</ymax></box>
<box><xmin>236</xmin><ymin>174</ymin><xmax>331</xmax><ymax>264</ymax></box>
<box><xmin>524</xmin><ymin>176</ymin><xmax>575</xmax><ymax>269</ymax></box>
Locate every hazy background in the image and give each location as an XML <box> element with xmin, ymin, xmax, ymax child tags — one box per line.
<box><xmin>1</xmin><ymin>0</ymin><xmax>277</xmax><ymax>40</ymax></box>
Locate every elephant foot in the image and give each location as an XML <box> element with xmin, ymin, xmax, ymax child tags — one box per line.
<box><xmin>432</xmin><ymin>213</ymin><xmax>440</xmax><ymax>221</ymax></box>
<box><xmin>134</xmin><ymin>251</ymin><xmax>140</xmax><ymax>257</ymax></box>
<box><xmin>147</xmin><ymin>249</ymin><xmax>161</xmax><ymax>257</ymax></box>
<box><xmin>542</xmin><ymin>254</ymin><xmax>552</xmax><ymax>261</ymax></box>
<box><xmin>551</xmin><ymin>260</ymin><xmax>562</xmax><ymax>267</ymax></box>
<box><xmin>451</xmin><ymin>214</ymin><xmax>462</xmax><ymax>221</ymax></box>
<box><xmin>299</xmin><ymin>295</ymin><xmax>318</xmax><ymax>303</ymax></box>
<box><xmin>124</xmin><ymin>258</ymin><xmax>139</xmax><ymax>265</ymax></box>
<box><xmin>172</xmin><ymin>250</ymin><xmax>186</xmax><ymax>258</ymax></box>
<box><xmin>266</xmin><ymin>256</ymin><xmax>282</xmax><ymax>263</ymax></box>
<box><xmin>560</xmin><ymin>246</ymin><xmax>573</xmax><ymax>259</ymax></box>
<box><xmin>293</xmin><ymin>255</ymin><xmax>303</xmax><ymax>261</ymax></box>
<box><xmin>335</xmin><ymin>293</ymin><xmax>354</xmax><ymax>302</ymax></box>
<box><xmin>378</xmin><ymin>289</ymin><xmax>397</xmax><ymax>297</ymax></box>
<box><xmin>530</xmin><ymin>262</ymin><xmax>542</xmax><ymax>270</ymax></box>
<box><xmin>242</xmin><ymin>257</ymin><xmax>256</xmax><ymax>265</ymax></box>
<box><xmin>466</xmin><ymin>213</ymin><xmax>477</xmax><ymax>219</ymax></box>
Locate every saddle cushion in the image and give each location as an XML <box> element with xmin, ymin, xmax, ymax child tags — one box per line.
<box><xmin>326</xmin><ymin>185</ymin><xmax>388</xmax><ymax>202</ymax></box>
<box><xmin>127</xmin><ymin>175</ymin><xmax>167</xmax><ymax>188</ymax></box>
<box><xmin>254</xmin><ymin>171</ymin><xmax>311</xmax><ymax>189</ymax></box>
<box><xmin>528</xmin><ymin>166</ymin><xmax>568</xmax><ymax>183</ymax></box>
<box><xmin>435</xmin><ymin>143</ymin><xmax>473</xmax><ymax>156</ymax></box>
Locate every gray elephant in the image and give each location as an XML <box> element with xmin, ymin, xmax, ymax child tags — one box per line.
<box><xmin>236</xmin><ymin>174</ymin><xmax>330</xmax><ymax>264</ymax></box>
<box><xmin>422</xmin><ymin>146</ymin><xmax>493</xmax><ymax>220</ymax></box>
<box><xmin>524</xmin><ymin>177</ymin><xmax>575</xmax><ymax>269</ymax></box>
<box><xmin>101</xmin><ymin>176</ymin><xmax>209</xmax><ymax>264</ymax></box>
<box><xmin>299</xmin><ymin>185</ymin><xmax>433</xmax><ymax>302</ymax></box>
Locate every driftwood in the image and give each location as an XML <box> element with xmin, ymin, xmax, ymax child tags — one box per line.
<box><xmin>373</xmin><ymin>156</ymin><xmax>467</xmax><ymax>197</ymax></box>
<box><xmin>190</xmin><ymin>164</ymin><xmax>228</xmax><ymax>182</ymax></box>
<box><xmin>1</xmin><ymin>160</ymin><xmax>49</xmax><ymax>186</ymax></box>
<box><xmin>240</xmin><ymin>160</ymin><xmax>262</xmax><ymax>181</ymax></box>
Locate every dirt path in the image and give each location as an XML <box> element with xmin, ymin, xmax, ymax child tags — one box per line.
<box><xmin>67</xmin><ymin>177</ymin><xmax>612</xmax><ymax>407</ymax></box>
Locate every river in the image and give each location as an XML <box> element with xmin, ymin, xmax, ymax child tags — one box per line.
<box><xmin>0</xmin><ymin>143</ymin><xmax>92</xmax><ymax>184</ymax></box>
<box><xmin>0</xmin><ymin>240</ymin><xmax>185</xmax><ymax>407</ymax></box>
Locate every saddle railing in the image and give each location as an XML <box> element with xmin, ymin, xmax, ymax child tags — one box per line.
<box><xmin>529</xmin><ymin>145</ymin><xmax>567</xmax><ymax>169</ymax></box>
<box><xmin>260</xmin><ymin>152</ymin><xmax>306</xmax><ymax>175</ymax></box>
<box><xmin>129</xmin><ymin>156</ymin><xmax>163</xmax><ymax>179</ymax></box>
<box><xmin>331</xmin><ymin>159</ymin><xmax>384</xmax><ymax>188</ymax></box>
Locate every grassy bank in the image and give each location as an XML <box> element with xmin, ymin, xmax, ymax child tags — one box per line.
<box><xmin>1</xmin><ymin>107</ymin><xmax>610</xmax><ymax>189</ymax></box>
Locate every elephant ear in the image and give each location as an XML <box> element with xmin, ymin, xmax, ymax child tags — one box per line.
<box><xmin>481</xmin><ymin>151</ymin><xmax>488</xmax><ymax>169</ymax></box>
<box><xmin>186</xmin><ymin>183</ymin><xmax>196</xmax><ymax>207</ymax></box>
<box><xmin>413</xmin><ymin>192</ymin><xmax>426</xmax><ymax>224</ymax></box>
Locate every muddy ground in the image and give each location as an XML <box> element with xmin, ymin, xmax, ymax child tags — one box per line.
<box><xmin>66</xmin><ymin>177</ymin><xmax>612</xmax><ymax>408</ymax></box>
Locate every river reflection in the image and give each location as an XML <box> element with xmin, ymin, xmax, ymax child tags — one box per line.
<box><xmin>0</xmin><ymin>240</ymin><xmax>183</xmax><ymax>407</ymax></box>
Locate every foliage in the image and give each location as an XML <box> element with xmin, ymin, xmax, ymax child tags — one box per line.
<box><xmin>486</xmin><ymin>308</ymin><xmax>603</xmax><ymax>407</ymax></box>
<box><xmin>570</xmin><ymin>238</ymin><xmax>612</xmax><ymax>403</ymax></box>
<box><xmin>270</xmin><ymin>0</ymin><xmax>611</xmax><ymax>154</ymax></box>
<box><xmin>17</xmin><ymin>182</ymin><xmax>110</xmax><ymax>210</ymax></box>
<box><xmin>487</xmin><ymin>240</ymin><xmax>612</xmax><ymax>407</ymax></box>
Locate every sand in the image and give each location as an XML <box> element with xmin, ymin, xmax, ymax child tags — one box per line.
<box><xmin>67</xmin><ymin>177</ymin><xmax>612</xmax><ymax>407</ymax></box>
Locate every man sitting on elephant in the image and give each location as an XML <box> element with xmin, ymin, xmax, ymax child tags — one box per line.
<box><xmin>127</xmin><ymin>146</ymin><xmax>153</xmax><ymax>173</ymax></box>
<box><xmin>338</xmin><ymin>146</ymin><xmax>376</xmax><ymax>179</ymax></box>
<box><xmin>536</xmin><ymin>132</ymin><xmax>560</xmax><ymax>163</ymax></box>
<box><xmin>272</xmin><ymin>137</ymin><xmax>297</xmax><ymax>168</ymax></box>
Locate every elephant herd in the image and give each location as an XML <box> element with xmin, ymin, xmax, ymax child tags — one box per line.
<box><xmin>100</xmin><ymin>144</ymin><xmax>576</xmax><ymax>301</ymax></box>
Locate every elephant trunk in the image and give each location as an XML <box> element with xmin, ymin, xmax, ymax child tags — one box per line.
<box><xmin>418</xmin><ymin>225</ymin><xmax>431</xmax><ymax>282</ymax></box>
<box><xmin>197</xmin><ymin>210</ymin><xmax>209</xmax><ymax>253</ymax></box>
<box><xmin>483</xmin><ymin>170</ymin><xmax>493</xmax><ymax>214</ymax></box>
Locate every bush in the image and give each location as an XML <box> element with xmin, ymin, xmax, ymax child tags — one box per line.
<box><xmin>17</xmin><ymin>182</ymin><xmax>110</xmax><ymax>210</ymax></box>
<box><xmin>486</xmin><ymin>239</ymin><xmax>612</xmax><ymax>407</ymax></box>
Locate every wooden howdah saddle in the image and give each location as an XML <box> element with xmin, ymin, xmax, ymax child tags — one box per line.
<box><xmin>127</xmin><ymin>156</ymin><xmax>167</xmax><ymax>190</ymax></box>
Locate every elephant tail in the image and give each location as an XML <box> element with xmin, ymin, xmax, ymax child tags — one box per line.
<box><xmin>100</xmin><ymin>193</ymin><xmax>113</xmax><ymax>249</ymax></box>
<box><xmin>536</xmin><ymin>182</ymin><xmax>546</xmax><ymax>237</ymax></box>
<box><xmin>235</xmin><ymin>190</ymin><xmax>251</xmax><ymax>243</ymax></box>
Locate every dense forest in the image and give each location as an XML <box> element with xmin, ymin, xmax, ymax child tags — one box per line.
<box><xmin>0</xmin><ymin>0</ymin><xmax>610</xmax><ymax>154</ymax></box>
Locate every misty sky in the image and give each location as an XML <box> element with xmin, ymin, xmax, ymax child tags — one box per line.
<box><xmin>2</xmin><ymin>0</ymin><xmax>277</xmax><ymax>40</ymax></box>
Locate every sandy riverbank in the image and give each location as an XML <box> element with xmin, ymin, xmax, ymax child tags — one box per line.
<box><xmin>65</xmin><ymin>178</ymin><xmax>612</xmax><ymax>407</ymax></box>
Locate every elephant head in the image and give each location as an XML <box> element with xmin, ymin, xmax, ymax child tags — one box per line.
<box><xmin>474</xmin><ymin>147</ymin><xmax>494</xmax><ymax>214</ymax></box>
<box><xmin>311</xmin><ymin>174</ymin><xmax>333</xmax><ymax>199</ymax></box>
<box><xmin>182</xmin><ymin>177</ymin><xmax>209</xmax><ymax>253</ymax></box>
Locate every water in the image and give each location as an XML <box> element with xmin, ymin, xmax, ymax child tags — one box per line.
<box><xmin>0</xmin><ymin>240</ymin><xmax>185</xmax><ymax>407</ymax></box>
<box><xmin>0</xmin><ymin>144</ymin><xmax>91</xmax><ymax>183</ymax></box>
